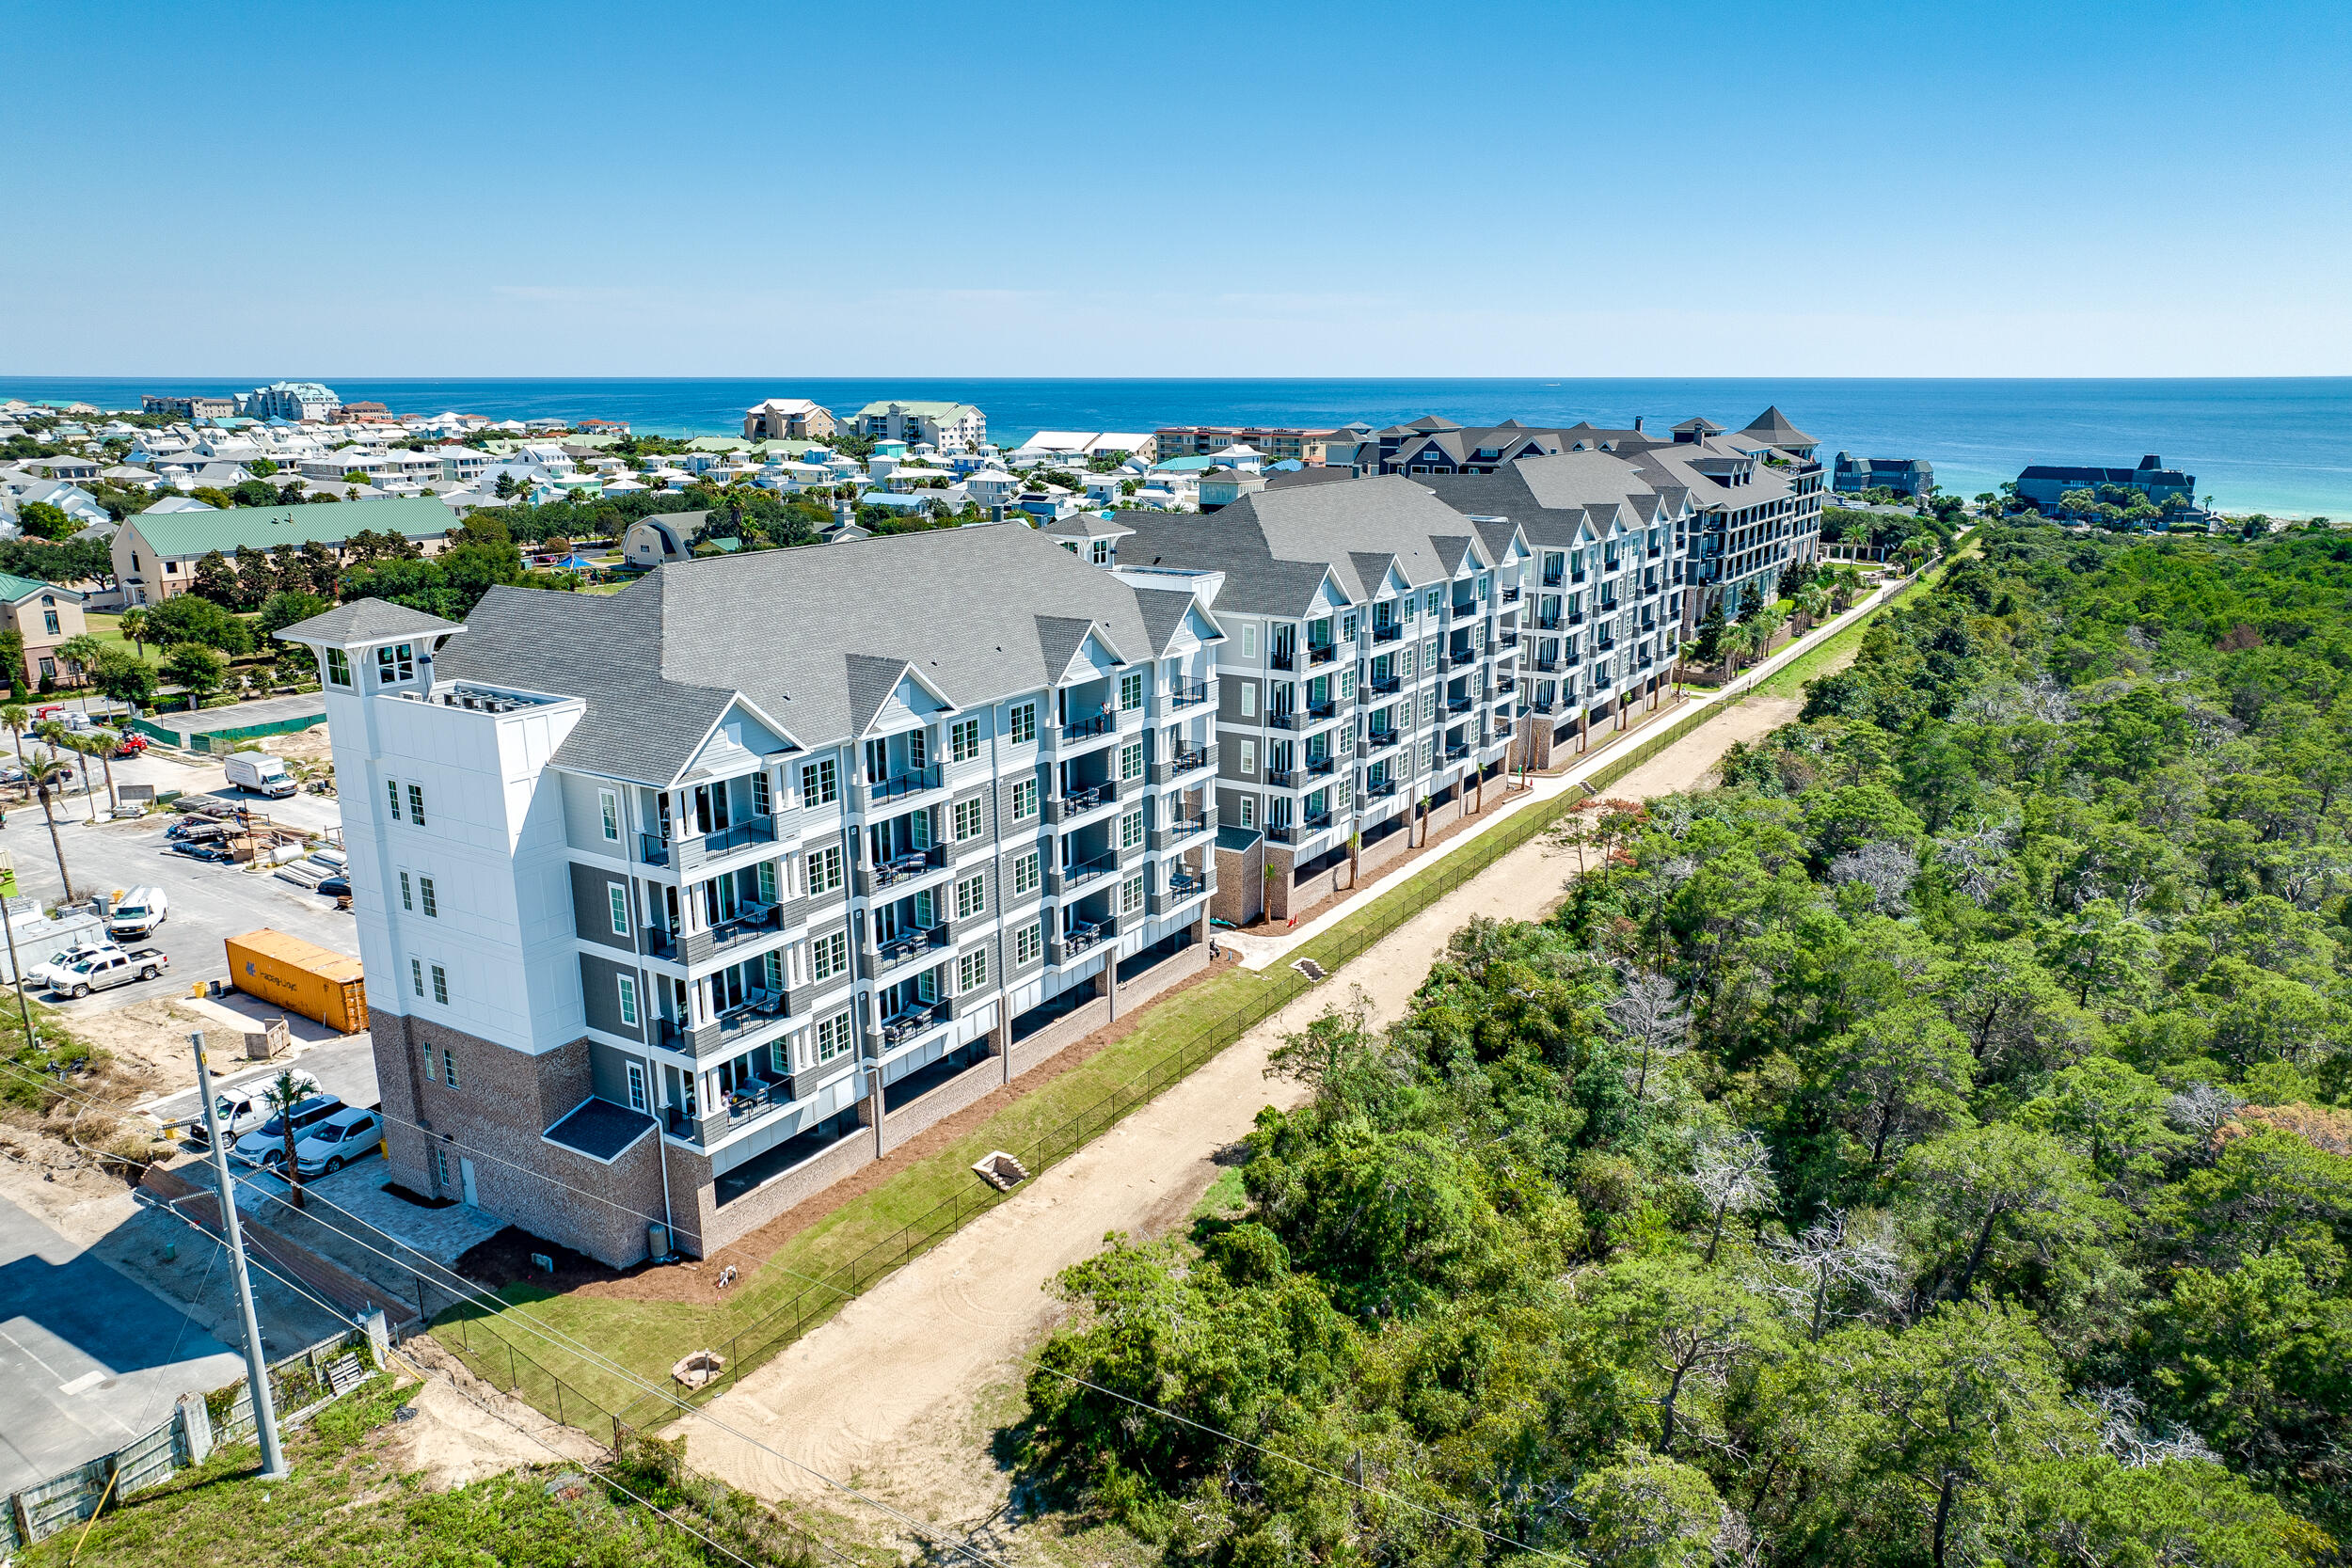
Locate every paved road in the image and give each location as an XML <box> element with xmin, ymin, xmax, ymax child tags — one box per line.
<box><xmin>0</xmin><ymin>1193</ymin><xmax>245</xmax><ymax>1496</ymax></box>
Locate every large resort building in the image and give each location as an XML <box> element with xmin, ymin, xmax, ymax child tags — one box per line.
<box><xmin>278</xmin><ymin>404</ymin><xmax>1825</xmax><ymax>1267</ymax></box>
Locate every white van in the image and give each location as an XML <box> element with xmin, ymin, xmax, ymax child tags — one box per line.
<box><xmin>223</xmin><ymin>752</ymin><xmax>298</xmax><ymax>799</ymax></box>
<box><xmin>107</xmin><ymin>887</ymin><xmax>169</xmax><ymax>940</ymax></box>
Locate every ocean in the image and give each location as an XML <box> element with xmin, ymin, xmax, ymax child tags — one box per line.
<box><xmin>7</xmin><ymin>376</ymin><xmax>2349</xmax><ymax>516</ymax></box>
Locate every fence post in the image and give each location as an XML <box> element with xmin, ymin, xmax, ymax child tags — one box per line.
<box><xmin>555</xmin><ymin>1377</ymin><xmax>566</xmax><ymax>1428</ymax></box>
<box><xmin>507</xmin><ymin>1342</ymin><xmax>517</xmax><ymax>1393</ymax></box>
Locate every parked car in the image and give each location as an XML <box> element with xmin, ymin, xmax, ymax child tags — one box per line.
<box><xmin>106</xmin><ymin>886</ymin><xmax>169</xmax><ymax>941</ymax></box>
<box><xmin>170</xmin><ymin>842</ymin><xmax>234</xmax><ymax>863</ymax></box>
<box><xmin>26</xmin><ymin>942</ymin><xmax>115</xmax><ymax>991</ymax></box>
<box><xmin>223</xmin><ymin>752</ymin><xmax>298</xmax><ymax>799</ymax></box>
<box><xmin>315</xmin><ymin>875</ymin><xmax>351</xmax><ymax>898</ymax></box>
<box><xmin>49</xmin><ymin>946</ymin><xmax>168</xmax><ymax>996</ymax></box>
<box><xmin>231</xmin><ymin>1093</ymin><xmax>347</xmax><ymax>1168</ymax></box>
<box><xmin>291</xmin><ymin>1107</ymin><xmax>384</xmax><ymax>1177</ymax></box>
<box><xmin>113</xmin><ymin>734</ymin><xmax>148</xmax><ymax>758</ymax></box>
<box><xmin>183</xmin><ymin>1069</ymin><xmax>321</xmax><ymax>1148</ymax></box>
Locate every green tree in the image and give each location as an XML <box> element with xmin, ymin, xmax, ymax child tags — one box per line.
<box><xmin>255</xmin><ymin>590</ymin><xmax>331</xmax><ymax>640</ymax></box>
<box><xmin>145</xmin><ymin>593</ymin><xmax>255</xmax><ymax>655</ymax></box>
<box><xmin>90</xmin><ymin>647</ymin><xmax>157</xmax><ymax>714</ymax></box>
<box><xmin>189</xmin><ymin>549</ymin><xmax>240</xmax><ymax>607</ymax></box>
<box><xmin>163</xmin><ymin>643</ymin><xmax>227</xmax><ymax>710</ymax></box>
<box><xmin>16</xmin><ymin>500</ymin><xmax>76</xmax><ymax>540</ymax></box>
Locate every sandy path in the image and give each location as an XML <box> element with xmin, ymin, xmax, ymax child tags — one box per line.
<box><xmin>682</xmin><ymin>695</ymin><xmax>1802</xmax><ymax>1543</ymax></box>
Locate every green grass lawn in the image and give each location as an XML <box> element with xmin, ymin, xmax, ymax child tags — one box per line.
<box><xmin>22</xmin><ymin>1372</ymin><xmax>829</xmax><ymax>1568</ymax></box>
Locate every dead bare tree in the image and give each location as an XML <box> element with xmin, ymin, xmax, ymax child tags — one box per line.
<box><xmin>1609</xmin><ymin>969</ymin><xmax>1692</xmax><ymax>1103</ymax></box>
<box><xmin>1762</xmin><ymin>1210</ymin><xmax>1906</xmax><ymax>1341</ymax></box>
<box><xmin>1689</xmin><ymin>1132</ymin><xmax>1776</xmax><ymax>1264</ymax></box>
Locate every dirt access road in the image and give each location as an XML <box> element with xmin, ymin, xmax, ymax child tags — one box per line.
<box><xmin>683</xmin><ymin>695</ymin><xmax>1803</xmax><ymax>1546</ymax></box>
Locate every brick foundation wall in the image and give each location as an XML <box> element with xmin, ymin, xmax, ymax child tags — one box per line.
<box><xmin>1009</xmin><ymin>993</ymin><xmax>1111</xmax><ymax>1076</ymax></box>
<box><xmin>879</xmin><ymin>1051</ymin><xmax>1003</xmax><ymax>1154</ymax></box>
<box><xmin>1213</xmin><ymin>836</ymin><xmax>1265</xmax><ymax>927</ymax></box>
<box><xmin>374</xmin><ymin>1014</ymin><xmax>667</xmax><ymax>1269</ymax></box>
<box><xmin>693</xmin><ymin>1131</ymin><xmax>872</xmax><ymax>1255</ymax></box>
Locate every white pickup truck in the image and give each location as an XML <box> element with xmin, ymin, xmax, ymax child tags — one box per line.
<box><xmin>49</xmin><ymin>946</ymin><xmax>169</xmax><ymax>997</ymax></box>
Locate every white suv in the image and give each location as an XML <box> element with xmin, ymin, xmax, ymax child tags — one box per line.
<box><xmin>292</xmin><ymin>1107</ymin><xmax>384</xmax><ymax>1178</ymax></box>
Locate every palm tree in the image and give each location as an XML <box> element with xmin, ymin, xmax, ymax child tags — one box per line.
<box><xmin>262</xmin><ymin>1068</ymin><xmax>311</xmax><ymax>1210</ymax></box>
<box><xmin>39</xmin><ymin>723</ymin><xmax>100</xmax><ymax>823</ymax></box>
<box><xmin>117</xmin><ymin>609</ymin><xmax>151</xmax><ymax>661</ymax></box>
<box><xmin>55</xmin><ymin>633</ymin><xmax>104</xmax><ymax>716</ymax></box>
<box><xmin>28</xmin><ymin>754</ymin><xmax>76</xmax><ymax>903</ymax></box>
<box><xmin>83</xmin><ymin>729</ymin><xmax>120</xmax><ymax>816</ymax></box>
<box><xmin>1</xmin><ymin>702</ymin><xmax>26</xmax><ymax>792</ymax></box>
<box><xmin>1794</xmin><ymin>582</ymin><xmax>1831</xmax><ymax>633</ymax></box>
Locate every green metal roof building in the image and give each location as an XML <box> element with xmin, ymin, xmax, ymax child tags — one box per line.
<box><xmin>112</xmin><ymin>497</ymin><xmax>458</xmax><ymax>606</ymax></box>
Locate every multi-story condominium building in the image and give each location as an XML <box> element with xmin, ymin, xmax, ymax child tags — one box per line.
<box><xmin>237</xmin><ymin>381</ymin><xmax>342</xmax><ymax>422</ymax></box>
<box><xmin>1152</xmin><ymin>425</ymin><xmax>1346</xmax><ymax>465</ymax></box>
<box><xmin>275</xmin><ymin>526</ymin><xmax>1225</xmax><ymax>1266</ymax></box>
<box><xmin>140</xmin><ymin>392</ymin><xmax>240</xmax><ymax>420</ymax></box>
<box><xmin>1833</xmin><ymin>451</ymin><xmax>1935</xmax><ymax>499</ymax></box>
<box><xmin>743</xmin><ymin>398</ymin><xmax>837</xmax><ymax>441</ymax></box>
<box><xmin>1420</xmin><ymin>452</ymin><xmax>1695</xmax><ymax>769</ymax></box>
<box><xmin>850</xmin><ymin>401</ymin><xmax>987</xmax><ymax>452</ymax></box>
<box><xmin>1058</xmin><ymin>476</ymin><xmax>1527</xmax><ymax>923</ymax></box>
<box><xmin>2014</xmin><ymin>455</ymin><xmax>2195</xmax><ymax>513</ymax></box>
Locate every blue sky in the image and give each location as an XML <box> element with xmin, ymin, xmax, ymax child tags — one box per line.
<box><xmin>7</xmin><ymin>0</ymin><xmax>2348</xmax><ymax>377</ymax></box>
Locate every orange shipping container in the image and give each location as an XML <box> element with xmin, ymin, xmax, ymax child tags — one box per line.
<box><xmin>224</xmin><ymin>928</ymin><xmax>370</xmax><ymax>1035</ymax></box>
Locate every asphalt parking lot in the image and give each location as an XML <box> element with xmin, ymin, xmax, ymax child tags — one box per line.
<box><xmin>0</xmin><ymin>1192</ymin><xmax>246</xmax><ymax>1497</ymax></box>
<box><xmin>3</xmin><ymin>752</ymin><xmax>357</xmax><ymax>1014</ymax></box>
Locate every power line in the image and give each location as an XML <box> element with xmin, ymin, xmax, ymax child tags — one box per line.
<box><xmin>12</xmin><ymin>1056</ymin><xmax>1562</xmax><ymax>1561</ymax></box>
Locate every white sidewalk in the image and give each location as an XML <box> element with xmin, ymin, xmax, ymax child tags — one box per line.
<box><xmin>1219</xmin><ymin>561</ymin><xmax>1928</xmax><ymax>972</ymax></box>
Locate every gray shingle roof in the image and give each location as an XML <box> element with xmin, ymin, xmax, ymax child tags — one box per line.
<box><xmin>1113</xmin><ymin>475</ymin><xmax>1492</xmax><ymax>615</ymax></box>
<box><xmin>434</xmin><ymin>525</ymin><xmax>1203</xmax><ymax>786</ymax></box>
<box><xmin>544</xmin><ymin>1097</ymin><xmax>657</xmax><ymax>1161</ymax></box>
<box><xmin>1740</xmin><ymin>405</ymin><xmax>1817</xmax><ymax>448</ymax></box>
<box><xmin>273</xmin><ymin>598</ymin><xmax>463</xmax><ymax>645</ymax></box>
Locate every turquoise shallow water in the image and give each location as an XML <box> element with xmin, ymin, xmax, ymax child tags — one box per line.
<box><xmin>7</xmin><ymin>376</ymin><xmax>2348</xmax><ymax>515</ymax></box>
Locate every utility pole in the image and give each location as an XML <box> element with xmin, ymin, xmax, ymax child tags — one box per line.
<box><xmin>0</xmin><ymin>887</ymin><xmax>38</xmax><ymax>1054</ymax></box>
<box><xmin>191</xmin><ymin>1031</ymin><xmax>289</xmax><ymax>1481</ymax></box>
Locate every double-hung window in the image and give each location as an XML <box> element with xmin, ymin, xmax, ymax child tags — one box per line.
<box><xmin>431</xmin><ymin>964</ymin><xmax>449</xmax><ymax>1005</ymax></box>
<box><xmin>418</xmin><ymin>877</ymin><xmax>437</xmax><ymax>918</ymax></box>
<box><xmin>606</xmin><ymin>882</ymin><xmax>629</xmax><ymax>936</ymax></box>
<box><xmin>1120</xmin><ymin>671</ymin><xmax>1144</xmax><ymax>711</ymax></box>
<box><xmin>1120</xmin><ymin>743</ymin><xmax>1143</xmax><ymax>781</ymax></box>
<box><xmin>812</xmin><ymin>929</ymin><xmax>849</xmax><ymax>982</ymax></box>
<box><xmin>598</xmin><ymin>787</ymin><xmax>620</xmax><ymax>843</ymax></box>
<box><xmin>952</xmin><ymin>797</ymin><xmax>984</xmax><ymax>840</ymax></box>
<box><xmin>950</xmin><ymin>718</ymin><xmax>981</xmax><ymax>762</ymax></box>
<box><xmin>955</xmin><ymin>873</ymin><xmax>986</xmax><ymax>920</ymax></box>
<box><xmin>617</xmin><ymin>974</ymin><xmax>641</xmax><ymax>1027</ymax></box>
<box><xmin>325</xmin><ymin>648</ymin><xmax>352</xmax><ymax>688</ymax></box>
<box><xmin>1120</xmin><ymin>876</ymin><xmax>1144</xmax><ymax>915</ymax></box>
<box><xmin>815</xmin><ymin>1010</ymin><xmax>854</xmax><ymax>1061</ymax></box>
<box><xmin>1120</xmin><ymin>811</ymin><xmax>1144</xmax><ymax>850</ymax></box>
<box><xmin>1015</xmin><ymin>922</ymin><xmax>1042</xmax><ymax>966</ymax></box>
<box><xmin>1011</xmin><ymin>779</ymin><xmax>1039</xmax><ymax>819</ymax></box>
<box><xmin>1008</xmin><ymin>703</ymin><xmax>1036</xmax><ymax>745</ymax></box>
<box><xmin>1012</xmin><ymin>851</ymin><xmax>1041</xmax><ymax>896</ymax></box>
<box><xmin>801</xmin><ymin>758</ymin><xmax>837</xmax><ymax>805</ymax></box>
<box><xmin>407</xmin><ymin>784</ymin><xmax>426</xmax><ymax>826</ymax></box>
<box><xmin>958</xmin><ymin>948</ymin><xmax>988</xmax><ymax>991</ymax></box>
<box><xmin>809</xmin><ymin>845</ymin><xmax>843</xmax><ymax>894</ymax></box>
